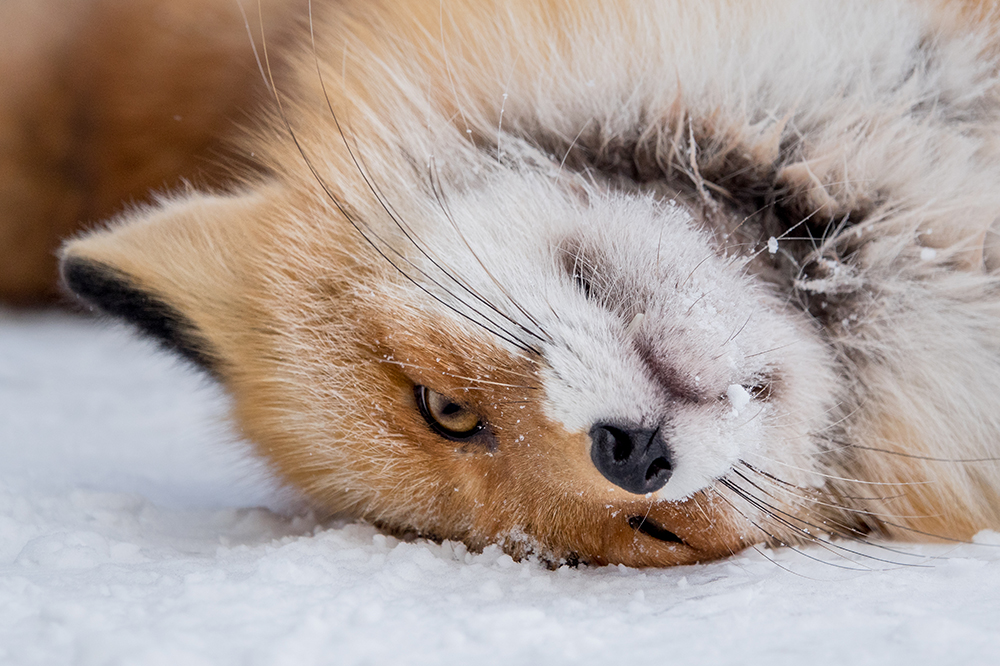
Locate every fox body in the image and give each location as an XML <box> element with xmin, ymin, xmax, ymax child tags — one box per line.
<box><xmin>6</xmin><ymin>0</ymin><xmax>1000</xmax><ymax>566</ymax></box>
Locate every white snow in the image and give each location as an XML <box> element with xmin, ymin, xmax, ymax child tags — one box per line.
<box><xmin>726</xmin><ymin>384</ymin><xmax>752</xmax><ymax>417</ymax></box>
<box><xmin>2</xmin><ymin>308</ymin><xmax>1000</xmax><ymax>665</ymax></box>
<box><xmin>767</xmin><ymin>236</ymin><xmax>779</xmax><ymax>254</ymax></box>
<box><xmin>921</xmin><ymin>247</ymin><xmax>938</xmax><ymax>261</ymax></box>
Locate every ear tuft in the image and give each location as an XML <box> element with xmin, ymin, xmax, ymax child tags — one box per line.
<box><xmin>61</xmin><ymin>255</ymin><xmax>217</xmax><ymax>374</ymax></box>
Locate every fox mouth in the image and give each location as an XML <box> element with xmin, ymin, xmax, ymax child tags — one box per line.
<box><xmin>627</xmin><ymin>515</ymin><xmax>686</xmax><ymax>545</ymax></box>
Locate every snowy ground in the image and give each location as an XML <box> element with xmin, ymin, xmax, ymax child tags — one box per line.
<box><xmin>2</xmin><ymin>308</ymin><xmax>1000</xmax><ymax>666</ymax></box>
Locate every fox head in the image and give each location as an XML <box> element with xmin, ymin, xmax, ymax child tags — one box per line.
<box><xmin>60</xmin><ymin>151</ymin><xmax>842</xmax><ymax>567</ymax></box>
<box><xmin>56</xmin><ymin>0</ymin><xmax>861</xmax><ymax>567</ymax></box>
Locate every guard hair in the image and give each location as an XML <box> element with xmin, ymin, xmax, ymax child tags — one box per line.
<box><xmin>46</xmin><ymin>0</ymin><xmax>1000</xmax><ymax>566</ymax></box>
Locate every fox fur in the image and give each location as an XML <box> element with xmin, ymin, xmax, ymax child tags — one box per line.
<box><xmin>5</xmin><ymin>0</ymin><xmax>1000</xmax><ymax>566</ymax></box>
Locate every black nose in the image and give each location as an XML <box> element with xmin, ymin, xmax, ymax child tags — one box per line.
<box><xmin>589</xmin><ymin>422</ymin><xmax>673</xmax><ymax>494</ymax></box>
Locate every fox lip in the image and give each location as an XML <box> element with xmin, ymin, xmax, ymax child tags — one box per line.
<box><xmin>627</xmin><ymin>514</ymin><xmax>686</xmax><ymax>545</ymax></box>
<box><xmin>611</xmin><ymin>493</ymin><xmax>748</xmax><ymax>563</ymax></box>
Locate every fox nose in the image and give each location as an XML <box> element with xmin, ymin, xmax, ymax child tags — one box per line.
<box><xmin>589</xmin><ymin>422</ymin><xmax>673</xmax><ymax>495</ymax></box>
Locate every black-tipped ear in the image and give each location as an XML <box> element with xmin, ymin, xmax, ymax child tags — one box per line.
<box><xmin>61</xmin><ymin>255</ymin><xmax>217</xmax><ymax>374</ymax></box>
<box><xmin>59</xmin><ymin>190</ymin><xmax>269</xmax><ymax>381</ymax></box>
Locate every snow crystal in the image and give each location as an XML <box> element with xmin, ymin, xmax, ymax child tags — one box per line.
<box><xmin>920</xmin><ymin>247</ymin><xmax>938</xmax><ymax>261</ymax></box>
<box><xmin>973</xmin><ymin>529</ymin><xmax>1000</xmax><ymax>546</ymax></box>
<box><xmin>726</xmin><ymin>384</ymin><xmax>752</xmax><ymax>416</ymax></box>
<box><xmin>767</xmin><ymin>236</ymin><xmax>778</xmax><ymax>254</ymax></box>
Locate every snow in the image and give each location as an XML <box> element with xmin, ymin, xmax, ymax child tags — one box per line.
<box><xmin>726</xmin><ymin>384</ymin><xmax>751</xmax><ymax>416</ymax></box>
<box><xmin>3</xmin><ymin>308</ymin><xmax>1000</xmax><ymax>665</ymax></box>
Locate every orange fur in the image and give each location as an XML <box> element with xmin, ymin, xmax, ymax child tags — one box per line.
<box><xmin>8</xmin><ymin>0</ymin><xmax>1000</xmax><ymax>566</ymax></box>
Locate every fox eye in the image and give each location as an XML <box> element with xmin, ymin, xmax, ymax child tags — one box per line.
<box><xmin>415</xmin><ymin>385</ymin><xmax>484</xmax><ymax>440</ymax></box>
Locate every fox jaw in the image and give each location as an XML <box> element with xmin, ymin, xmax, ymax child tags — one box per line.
<box><xmin>57</xmin><ymin>0</ymin><xmax>1000</xmax><ymax>566</ymax></box>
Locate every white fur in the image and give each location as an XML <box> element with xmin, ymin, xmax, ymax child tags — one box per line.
<box><xmin>68</xmin><ymin>0</ymin><xmax>1000</xmax><ymax>556</ymax></box>
<box><xmin>252</xmin><ymin>0</ymin><xmax>1000</xmax><ymax>534</ymax></box>
<box><xmin>340</xmin><ymin>0</ymin><xmax>998</xmax><ymax>522</ymax></box>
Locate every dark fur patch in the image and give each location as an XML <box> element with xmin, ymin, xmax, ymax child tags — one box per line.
<box><xmin>60</xmin><ymin>256</ymin><xmax>216</xmax><ymax>374</ymax></box>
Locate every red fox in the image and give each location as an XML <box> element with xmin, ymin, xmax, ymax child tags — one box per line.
<box><xmin>5</xmin><ymin>0</ymin><xmax>1000</xmax><ymax>567</ymax></box>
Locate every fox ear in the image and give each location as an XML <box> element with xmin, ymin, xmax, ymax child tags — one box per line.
<box><xmin>59</xmin><ymin>191</ymin><xmax>264</xmax><ymax>377</ymax></box>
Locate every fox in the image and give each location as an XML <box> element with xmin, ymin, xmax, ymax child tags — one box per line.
<box><xmin>4</xmin><ymin>0</ymin><xmax>1000</xmax><ymax>567</ymax></box>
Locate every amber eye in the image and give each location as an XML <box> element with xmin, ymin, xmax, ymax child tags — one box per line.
<box><xmin>415</xmin><ymin>385</ymin><xmax>484</xmax><ymax>440</ymax></box>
